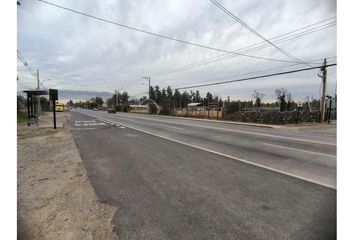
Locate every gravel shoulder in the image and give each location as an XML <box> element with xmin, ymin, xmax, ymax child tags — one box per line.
<box><xmin>17</xmin><ymin>112</ymin><xmax>117</xmax><ymax>240</ymax></box>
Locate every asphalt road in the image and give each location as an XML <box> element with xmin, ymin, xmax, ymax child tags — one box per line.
<box><xmin>68</xmin><ymin>110</ymin><xmax>336</xmax><ymax>239</ymax></box>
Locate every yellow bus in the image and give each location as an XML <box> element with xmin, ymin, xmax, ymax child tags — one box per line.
<box><xmin>55</xmin><ymin>103</ymin><xmax>64</xmax><ymax>112</ymax></box>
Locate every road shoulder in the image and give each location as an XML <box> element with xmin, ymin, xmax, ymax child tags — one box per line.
<box><xmin>17</xmin><ymin>113</ymin><xmax>117</xmax><ymax>240</ymax></box>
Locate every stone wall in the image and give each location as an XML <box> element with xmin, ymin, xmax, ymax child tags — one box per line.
<box><xmin>222</xmin><ymin>111</ymin><xmax>321</xmax><ymax>124</ymax></box>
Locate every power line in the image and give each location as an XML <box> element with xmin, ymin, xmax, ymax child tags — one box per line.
<box><xmin>158</xmin><ymin>55</ymin><xmax>336</xmax><ymax>89</ymax></box>
<box><xmin>17</xmin><ymin>50</ymin><xmax>36</xmax><ymax>76</ymax></box>
<box><xmin>173</xmin><ymin>63</ymin><xmax>337</xmax><ymax>91</ymax></box>
<box><xmin>170</xmin><ymin>56</ymin><xmax>336</xmax><ymax>88</ymax></box>
<box><xmin>210</xmin><ymin>0</ymin><xmax>312</xmax><ymax>67</ymax></box>
<box><xmin>17</xmin><ymin>77</ymin><xmax>33</xmax><ymax>89</ymax></box>
<box><xmin>151</xmin><ymin>19</ymin><xmax>336</xmax><ymax>77</ymax></box>
<box><xmin>129</xmin><ymin>91</ymin><xmax>149</xmax><ymax>99</ymax></box>
<box><xmin>37</xmin><ymin>0</ymin><xmax>304</xmax><ymax>64</ymax></box>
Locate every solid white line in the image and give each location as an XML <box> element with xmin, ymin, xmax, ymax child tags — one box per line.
<box><xmin>80</xmin><ymin>112</ymin><xmax>335</xmax><ymax>189</ymax></box>
<box><xmin>120</xmin><ymin>123</ymin><xmax>335</xmax><ymax>189</ymax></box>
<box><xmin>263</xmin><ymin>143</ymin><xmax>336</xmax><ymax>158</ymax></box>
<box><xmin>113</xmin><ymin>114</ymin><xmax>336</xmax><ymax>146</ymax></box>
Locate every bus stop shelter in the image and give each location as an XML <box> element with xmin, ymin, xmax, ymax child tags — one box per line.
<box><xmin>23</xmin><ymin>89</ymin><xmax>48</xmax><ymax>125</ymax></box>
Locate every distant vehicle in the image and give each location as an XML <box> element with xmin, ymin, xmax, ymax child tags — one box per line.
<box><xmin>55</xmin><ymin>103</ymin><xmax>64</xmax><ymax>112</ymax></box>
<box><xmin>108</xmin><ymin>108</ymin><xmax>116</xmax><ymax>114</ymax></box>
<box><xmin>93</xmin><ymin>108</ymin><xmax>99</xmax><ymax>111</ymax></box>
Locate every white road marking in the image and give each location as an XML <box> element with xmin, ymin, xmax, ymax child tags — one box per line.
<box><xmin>263</xmin><ymin>143</ymin><xmax>336</xmax><ymax>158</ymax></box>
<box><xmin>120</xmin><ymin>122</ymin><xmax>335</xmax><ymax>189</ymax></box>
<box><xmin>81</xmin><ymin>112</ymin><xmax>335</xmax><ymax>189</ymax></box>
<box><xmin>73</xmin><ymin>128</ymin><xmax>96</xmax><ymax>130</ymax></box>
<box><xmin>110</xmin><ymin>114</ymin><xmax>336</xmax><ymax>146</ymax></box>
<box><xmin>119</xmin><ymin>126</ymin><xmax>126</xmax><ymax>129</ymax></box>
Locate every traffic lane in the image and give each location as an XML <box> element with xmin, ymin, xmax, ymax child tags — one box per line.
<box><xmin>106</xmin><ymin>113</ymin><xmax>336</xmax><ymax>188</ymax></box>
<box><xmin>105</xmin><ymin>112</ymin><xmax>336</xmax><ymax>156</ymax></box>
<box><xmin>76</xmin><ymin>110</ymin><xmax>336</xmax><ymax>187</ymax></box>
<box><xmin>70</xmin><ymin>114</ymin><xmax>336</xmax><ymax>240</ymax></box>
<box><xmin>112</xmin><ymin>111</ymin><xmax>337</xmax><ymax>145</ymax></box>
<box><xmin>86</xmin><ymin>111</ymin><xmax>336</xmax><ymax>186</ymax></box>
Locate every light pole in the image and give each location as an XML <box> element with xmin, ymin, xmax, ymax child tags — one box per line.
<box><xmin>141</xmin><ymin>76</ymin><xmax>151</xmax><ymax>114</ymax></box>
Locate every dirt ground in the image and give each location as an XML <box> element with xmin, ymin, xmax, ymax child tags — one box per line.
<box><xmin>17</xmin><ymin>112</ymin><xmax>117</xmax><ymax>240</ymax></box>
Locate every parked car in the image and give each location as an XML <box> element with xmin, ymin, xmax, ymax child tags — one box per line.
<box><xmin>93</xmin><ymin>108</ymin><xmax>99</xmax><ymax>111</ymax></box>
<box><xmin>108</xmin><ymin>108</ymin><xmax>116</xmax><ymax>114</ymax></box>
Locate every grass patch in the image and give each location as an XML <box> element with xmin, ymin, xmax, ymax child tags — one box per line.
<box><xmin>17</xmin><ymin>128</ymin><xmax>60</xmax><ymax>139</ymax></box>
<box><xmin>17</xmin><ymin>112</ymin><xmax>28</xmax><ymax>122</ymax></box>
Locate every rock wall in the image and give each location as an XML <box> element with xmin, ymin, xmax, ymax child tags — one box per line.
<box><xmin>222</xmin><ymin>111</ymin><xmax>321</xmax><ymax>124</ymax></box>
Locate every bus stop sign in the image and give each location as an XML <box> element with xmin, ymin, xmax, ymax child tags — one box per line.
<box><xmin>49</xmin><ymin>89</ymin><xmax>58</xmax><ymax>101</ymax></box>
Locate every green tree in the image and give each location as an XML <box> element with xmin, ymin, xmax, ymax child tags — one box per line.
<box><xmin>95</xmin><ymin>97</ymin><xmax>104</xmax><ymax>106</ymax></box>
<box><xmin>154</xmin><ymin>86</ymin><xmax>162</xmax><ymax>104</ymax></box>
<box><xmin>40</xmin><ymin>97</ymin><xmax>50</xmax><ymax>111</ymax></box>
<box><xmin>149</xmin><ymin>86</ymin><xmax>156</xmax><ymax>101</ymax></box>
<box><xmin>195</xmin><ymin>90</ymin><xmax>201</xmax><ymax>102</ymax></box>
<box><xmin>173</xmin><ymin>89</ymin><xmax>181</xmax><ymax>108</ymax></box>
<box><xmin>166</xmin><ymin>86</ymin><xmax>173</xmax><ymax>99</ymax></box>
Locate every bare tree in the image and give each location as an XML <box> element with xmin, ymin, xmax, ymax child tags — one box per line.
<box><xmin>252</xmin><ymin>90</ymin><xmax>265</xmax><ymax>109</ymax></box>
<box><xmin>286</xmin><ymin>92</ymin><xmax>292</xmax><ymax>111</ymax></box>
<box><xmin>275</xmin><ymin>88</ymin><xmax>288</xmax><ymax>111</ymax></box>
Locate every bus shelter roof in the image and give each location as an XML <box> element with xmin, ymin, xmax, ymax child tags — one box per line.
<box><xmin>23</xmin><ymin>89</ymin><xmax>49</xmax><ymax>96</ymax></box>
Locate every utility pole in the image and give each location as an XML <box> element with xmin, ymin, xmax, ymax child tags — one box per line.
<box><xmin>37</xmin><ymin>69</ymin><xmax>40</xmax><ymax>90</ymax></box>
<box><xmin>142</xmin><ymin>76</ymin><xmax>151</xmax><ymax>114</ymax></box>
<box><xmin>319</xmin><ymin>59</ymin><xmax>327</xmax><ymax>122</ymax></box>
<box><xmin>36</xmin><ymin>69</ymin><xmax>41</xmax><ymax>116</ymax></box>
<box><xmin>115</xmin><ymin>90</ymin><xmax>118</xmax><ymax>110</ymax></box>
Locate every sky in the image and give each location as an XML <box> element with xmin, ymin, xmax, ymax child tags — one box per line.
<box><xmin>17</xmin><ymin>0</ymin><xmax>337</xmax><ymax>102</ymax></box>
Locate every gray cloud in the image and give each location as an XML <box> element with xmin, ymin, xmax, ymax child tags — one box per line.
<box><xmin>17</xmin><ymin>0</ymin><xmax>336</xmax><ymax>101</ymax></box>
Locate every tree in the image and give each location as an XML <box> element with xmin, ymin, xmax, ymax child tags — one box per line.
<box><xmin>286</xmin><ymin>92</ymin><xmax>292</xmax><ymax>111</ymax></box>
<box><xmin>39</xmin><ymin>97</ymin><xmax>50</xmax><ymax>111</ymax></box>
<box><xmin>275</xmin><ymin>88</ymin><xmax>288</xmax><ymax>111</ymax></box>
<box><xmin>149</xmin><ymin>86</ymin><xmax>156</xmax><ymax>102</ymax></box>
<box><xmin>161</xmin><ymin>88</ymin><xmax>167</xmax><ymax>101</ymax></box>
<box><xmin>203</xmin><ymin>92</ymin><xmax>213</xmax><ymax>106</ymax></box>
<box><xmin>121</xmin><ymin>91</ymin><xmax>130</xmax><ymax>112</ymax></box>
<box><xmin>173</xmin><ymin>89</ymin><xmax>181</xmax><ymax>108</ymax></box>
<box><xmin>252</xmin><ymin>90</ymin><xmax>265</xmax><ymax>109</ymax></box>
<box><xmin>95</xmin><ymin>97</ymin><xmax>104</xmax><ymax>106</ymax></box>
<box><xmin>166</xmin><ymin>86</ymin><xmax>173</xmax><ymax>99</ymax></box>
<box><xmin>154</xmin><ymin>86</ymin><xmax>162</xmax><ymax>104</ymax></box>
<box><xmin>17</xmin><ymin>95</ymin><xmax>26</xmax><ymax>113</ymax></box>
<box><xmin>181</xmin><ymin>91</ymin><xmax>191</xmax><ymax>108</ymax></box>
<box><xmin>121</xmin><ymin>91</ymin><xmax>129</xmax><ymax>103</ymax></box>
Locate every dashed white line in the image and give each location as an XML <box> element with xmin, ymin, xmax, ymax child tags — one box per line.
<box><xmin>263</xmin><ymin>143</ymin><xmax>336</xmax><ymax>158</ymax></box>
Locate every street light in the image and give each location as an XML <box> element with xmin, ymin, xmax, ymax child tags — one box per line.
<box><xmin>40</xmin><ymin>79</ymin><xmax>51</xmax><ymax>89</ymax></box>
<box><xmin>141</xmin><ymin>76</ymin><xmax>151</xmax><ymax>114</ymax></box>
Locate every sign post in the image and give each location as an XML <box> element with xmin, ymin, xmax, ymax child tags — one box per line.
<box><xmin>49</xmin><ymin>89</ymin><xmax>58</xmax><ymax>129</ymax></box>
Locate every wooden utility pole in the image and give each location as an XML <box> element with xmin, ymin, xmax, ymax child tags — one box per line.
<box><xmin>142</xmin><ymin>76</ymin><xmax>151</xmax><ymax>114</ymax></box>
<box><xmin>115</xmin><ymin>90</ymin><xmax>118</xmax><ymax>110</ymax></box>
<box><xmin>37</xmin><ymin>69</ymin><xmax>41</xmax><ymax>115</ymax></box>
<box><xmin>319</xmin><ymin>59</ymin><xmax>327</xmax><ymax>122</ymax></box>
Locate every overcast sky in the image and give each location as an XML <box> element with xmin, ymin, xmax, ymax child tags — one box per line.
<box><xmin>17</xmin><ymin>0</ymin><xmax>337</xmax><ymax>101</ymax></box>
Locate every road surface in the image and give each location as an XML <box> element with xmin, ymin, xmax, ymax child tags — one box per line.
<box><xmin>68</xmin><ymin>109</ymin><xmax>336</xmax><ymax>239</ymax></box>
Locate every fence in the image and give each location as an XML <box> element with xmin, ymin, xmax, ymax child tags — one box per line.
<box><xmin>175</xmin><ymin>108</ymin><xmax>223</xmax><ymax>119</ymax></box>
